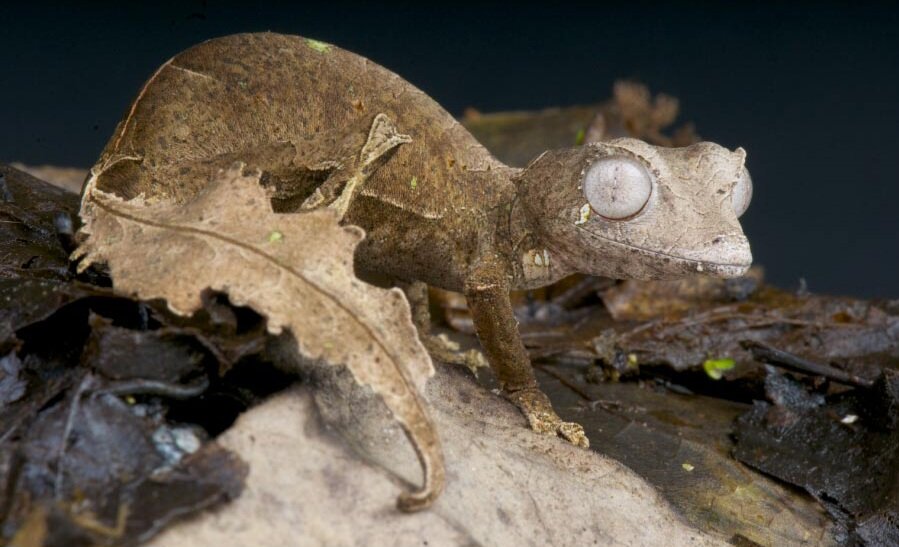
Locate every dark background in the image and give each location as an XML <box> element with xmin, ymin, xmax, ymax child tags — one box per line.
<box><xmin>3</xmin><ymin>2</ymin><xmax>898</xmax><ymax>298</ymax></box>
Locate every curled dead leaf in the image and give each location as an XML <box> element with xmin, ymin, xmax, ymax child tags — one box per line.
<box><xmin>75</xmin><ymin>162</ymin><xmax>444</xmax><ymax>510</ymax></box>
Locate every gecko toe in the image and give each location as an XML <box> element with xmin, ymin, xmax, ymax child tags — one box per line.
<box><xmin>558</xmin><ymin>421</ymin><xmax>590</xmax><ymax>449</ymax></box>
<box><xmin>507</xmin><ymin>388</ymin><xmax>591</xmax><ymax>449</ymax></box>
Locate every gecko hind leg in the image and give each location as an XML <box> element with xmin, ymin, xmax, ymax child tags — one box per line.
<box><xmin>401</xmin><ymin>281</ymin><xmax>488</xmax><ymax>377</ymax></box>
<box><xmin>424</xmin><ymin>333</ymin><xmax>489</xmax><ymax>378</ymax></box>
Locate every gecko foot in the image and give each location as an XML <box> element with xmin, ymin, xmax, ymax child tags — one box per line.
<box><xmin>506</xmin><ymin>388</ymin><xmax>590</xmax><ymax>449</ymax></box>
<box><xmin>422</xmin><ymin>333</ymin><xmax>488</xmax><ymax>377</ymax></box>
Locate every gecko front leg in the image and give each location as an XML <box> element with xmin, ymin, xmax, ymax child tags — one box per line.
<box><xmin>464</xmin><ymin>254</ymin><xmax>589</xmax><ymax>448</ymax></box>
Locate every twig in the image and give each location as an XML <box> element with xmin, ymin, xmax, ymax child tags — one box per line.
<box><xmin>94</xmin><ymin>376</ymin><xmax>210</xmax><ymax>399</ymax></box>
<box><xmin>617</xmin><ymin>309</ymin><xmax>862</xmax><ymax>345</ymax></box>
<box><xmin>551</xmin><ymin>276</ymin><xmax>614</xmax><ymax>308</ymax></box>
<box><xmin>55</xmin><ymin>373</ymin><xmax>92</xmax><ymax>499</ymax></box>
<box><xmin>740</xmin><ymin>340</ymin><xmax>874</xmax><ymax>388</ymax></box>
<box><xmin>52</xmin><ymin>374</ymin><xmax>210</xmax><ymax>499</ymax></box>
<box><xmin>535</xmin><ymin>364</ymin><xmax>593</xmax><ymax>401</ymax></box>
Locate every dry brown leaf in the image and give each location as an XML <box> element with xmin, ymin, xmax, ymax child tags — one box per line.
<box><xmin>74</xmin><ymin>161</ymin><xmax>444</xmax><ymax>511</ymax></box>
<box><xmin>600</xmin><ymin>268</ymin><xmax>765</xmax><ymax>321</ymax></box>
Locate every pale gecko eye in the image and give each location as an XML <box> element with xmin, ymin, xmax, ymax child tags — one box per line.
<box><xmin>583</xmin><ymin>156</ymin><xmax>652</xmax><ymax>220</ymax></box>
<box><xmin>732</xmin><ymin>167</ymin><xmax>753</xmax><ymax>218</ymax></box>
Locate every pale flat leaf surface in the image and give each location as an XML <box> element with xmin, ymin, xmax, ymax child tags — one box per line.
<box><xmin>148</xmin><ymin>367</ymin><xmax>725</xmax><ymax>547</ymax></box>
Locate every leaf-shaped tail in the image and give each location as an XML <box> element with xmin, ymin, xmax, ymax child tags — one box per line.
<box><xmin>395</xmin><ymin>388</ymin><xmax>445</xmax><ymax>511</ymax></box>
<box><xmin>76</xmin><ymin>163</ymin><xmax>446</xmax><ymax>510</ymax></box>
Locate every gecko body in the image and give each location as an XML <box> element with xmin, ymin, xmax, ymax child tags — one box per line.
<box><xmin>90</xmin><ymin>31</ymin><xmax>752</xmax><ymax>458</ymax></box>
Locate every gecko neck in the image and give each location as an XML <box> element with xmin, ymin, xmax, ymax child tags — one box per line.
<box><xmin>501</xmin><ymin>169</ymin><xmax>575</xmax><ymax>290</ymax></box>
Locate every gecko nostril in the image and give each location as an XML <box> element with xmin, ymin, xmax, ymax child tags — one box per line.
<box><xmin>712</xmin><ymin>237</ymin><xmax>724</xmax><ymax>244</ymax></box>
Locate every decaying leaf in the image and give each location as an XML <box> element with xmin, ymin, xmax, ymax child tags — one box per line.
<box><xmin>0</xmin><ymin>163</ymin><xmax>79</xmax><ymax>284</ymax></box>
<box><xmin>75</xmin><ymin>162</ymin><xmax>444</xmax><ymax>510</ymax></box>
<box><xmin>733</xmin><ymin>367</ymin><xmax>899</xmax><ymax>544</ymax></box>
<box><xmin>610</xmin><ymin>81</ymin><xmax>697</xmax><ymax>147</ymax></box>
<box><xmin>462</xmin><ymin>81</ymin><xmax>698</xmax><ymax>169</ymax></box>
<box><xmin>600</xmin><ymin>269</ymin><xmax>764</xmax><ymax>322</ymax></box>
<box><xmin>536</xmin><ymin>365</ymin><xmax>838</xmax><ymax>545</ymax></box>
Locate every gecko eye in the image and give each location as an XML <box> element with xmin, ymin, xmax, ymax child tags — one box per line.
<box><xmin>732</xmin><ymin>167</ymin><xmax>753</xmax><ymax>218</ymax></box>
<box><xmin>583</xmin><ymin>156</ymin><xmax>652</xmax><ymax>220</ymax></box>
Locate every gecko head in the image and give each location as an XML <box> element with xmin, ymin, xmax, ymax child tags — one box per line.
<box><xmin>516</xmin><ymin>138</ymin><xmax>753</xmax><ymax>280</ymax></box>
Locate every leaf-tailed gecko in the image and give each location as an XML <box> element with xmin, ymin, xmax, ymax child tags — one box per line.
<box><xmin>86</xmin><ymin>32</ymin><xmax>752</xmax><ymax>450</ymax></box>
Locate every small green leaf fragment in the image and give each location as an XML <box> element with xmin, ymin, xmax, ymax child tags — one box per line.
<box><xmin>268</xmin><ymin>230</ymin><xmax>284</xmax><ymax>243</ymax></box>
<box><xmin>305</xmin><ymin>38</ymin><xmax>331</xmax><ymax>53</ymax></box>
<box><xmin>682</xmin><ymin>462</ymin><xmax>695</xmax><ymax>472</ymax></box>
<box><xmin>410</xmin><ymin>176</ymin><xmax>418</xmax><ymax>189</ymax></box>
<box><xmin>703</xmin><ymin>358</ymin><xmax>735</xmax><ymax>380</ymax></box>
<box><xmin>575</xmin><ymin>128</ymin><xmax>586</xmax><ymax>146</ymax></box>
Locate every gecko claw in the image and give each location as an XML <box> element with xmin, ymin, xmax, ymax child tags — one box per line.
<box><xmin>506</xmin><ymin>388</ymin><xmax>590</xmax><ymax>449</ymax></box>
<box><xmin>557</xmin><ymin>421</ymin><xmax>590</xmax><ymax>449</ymax></box>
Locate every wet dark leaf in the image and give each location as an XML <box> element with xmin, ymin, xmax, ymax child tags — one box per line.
<box><xmin>0</xmin><ymin>161</ymin><xmax>256</xmax><ymax>546</ymax></box>
<box><xmin>531</xmin><ymin>364</ymin><xmax>837</xmax><ymax>545</ymax></box>
<box><xmin>733</xmin><ymin>368</ymin><xmax>899</xmax><ymax>545</ymax></box>
<box><xmin>0</xmin><ymin>164</ymin><xmax>101</xmax><ymax>355</ymax></box>
<box><xmin>145</xmin><ymin>292</ymin><xmax>270</xmax><ymax>376</ymax></box>
<box><xmin>84</xmin><ymin>314</ymin><xmax>208</xmax><ymax>383</ymax></box>
<box><xmin>0</xmin><ymin>164</ymin><xmax>78</xmax><ymax>282</ymax></box>
<box><xmin>2</xmin><ymin>373</ymin><xmax>250</xmax><ymax>546</ymax></box>
<box><xmin>0</xmin><ymin>352</ymin><xmax>26</xmax><ymax>406</ymax></box>
<box><xmin>123</xmin><ymin>443</ymin><xmax>248</xmax><ymax>544</ymax></box>
<box><xmin>0</xmin><ymin>279</ymin><xmax>101</xmax><ymax>355</ymax></box>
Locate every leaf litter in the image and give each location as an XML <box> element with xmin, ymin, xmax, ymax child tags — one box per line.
<box><xmin>0</xmin><ymin>164</ymin><xmax>254</xmax><ymax>546</ymax></box>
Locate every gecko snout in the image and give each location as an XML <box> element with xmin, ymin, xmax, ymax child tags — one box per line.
<box><xmin>691</xmin><ymin>233</ymin><xmax>753</xmax><ymax>277</ymax></box>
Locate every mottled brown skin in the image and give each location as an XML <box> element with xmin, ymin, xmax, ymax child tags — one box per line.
<box><xmin>91</xmin><ymin>32</ymin><xmax>753</xmax><ymax>449</ymax></box>
<box><xmin>97</xmin><ymin>33</ymin><xmax>523</xmax><ymax>282</ymax></box>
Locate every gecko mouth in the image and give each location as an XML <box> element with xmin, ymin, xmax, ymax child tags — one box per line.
<box><xmin>644</xmin><ymin>249</ymin><xmax>751</xmax><ymax>278</ymax></box>
<box><xmin>580</xmin><ymin>228</ymin><xmax>753</xmax><ymax>278</ymax></box>
<box><xmin>689</xmin><ymin>259</ymin><xmax>752</xmax><ymax>278</ymax></box>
